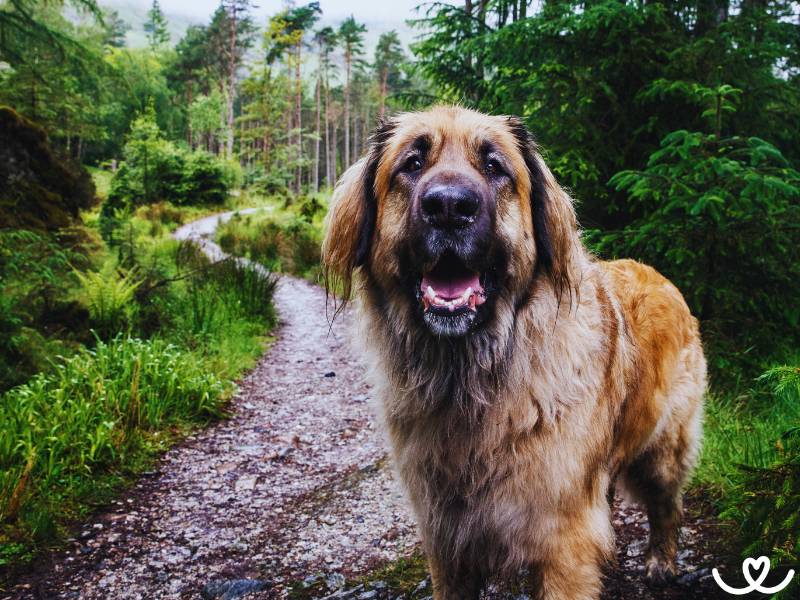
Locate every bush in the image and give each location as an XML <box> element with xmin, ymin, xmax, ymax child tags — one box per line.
<box><xmin>74</xmin><ymin>265</ymin><xmax>141</xmax><ymax>338</ymax></box>
<box><xmin>181</xmin><ymin>151</ymin><xmax>230</xmax><ymax>205</ymax></box>
<box><xmin>0</xmin><ymin>229</ymin><xmax>90</xmax><ymax>390</ymax></box>
<box><xmin>105</xmin><ymin>108</ymin><xmax>232</xmax><ymax>212</ymax></box>
<box><xmin>0</xmin><ymin>337</ymin><xmax>229</xmax><ymax>543</ymax></box>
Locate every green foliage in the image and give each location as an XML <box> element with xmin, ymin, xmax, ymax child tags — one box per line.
<box><xmin>73</xmin><ymin>265</ymin><xmax>142</xmax><ymax>338</ymax></box>
<box><xmin>0</xmin><ymin>229</ymin><xmax>89</xmax><ymax>390</ymax></box>
<box><xmin>217</xmin><ymin>200</ymin><xmax>324</xmax><ymax>282</ymax></box>
<box><xmin>589</xmin><ymin>91</ymin><xmax>800</xmax><ymax>372</ymax></box>
<box><xmin>413</xmin><ymin>0</ymin><xmax>800</xmax><ymax>227</ymax></box>
<box><xmin>144</xmin><ymin>0</ymin><xmax>170</xmax><ymax>50</ymax></box>
<box><xmin>0</xmin><ymin>336</ymin><xmax>229</xmax><ymax>544</ymax></box>
<box><xmin>0</xmin><ymin>0</ymin><xmax>101</xmax><ymax>67</ymax></box>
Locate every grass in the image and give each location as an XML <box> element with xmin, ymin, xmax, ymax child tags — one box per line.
<box><xmin>695</xmin><ymin>365</ymin><xmax>800</xmax><ymax>495</ymax></box>
<box><xmin>0</xmin><ymin>337</ymin><xmax>230</xmax><ymax>560</ymax></box>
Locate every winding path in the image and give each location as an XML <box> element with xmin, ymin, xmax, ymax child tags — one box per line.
<box><xmin>4</xmin><ymin>212</ymin><xmax>728</xmax><ymax>600</ymax></box>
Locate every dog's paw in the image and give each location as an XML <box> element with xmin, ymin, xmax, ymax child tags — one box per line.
<box><xmin>644</xmin><ymin>555</ymin><xmax>677</xmax><ymax>586</ymax></box>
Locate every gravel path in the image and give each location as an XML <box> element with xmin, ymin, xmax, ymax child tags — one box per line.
<box><xmin>3</xmin><ymin>213</ymin><xmax>730</xmax><ymax>600</ymax></box>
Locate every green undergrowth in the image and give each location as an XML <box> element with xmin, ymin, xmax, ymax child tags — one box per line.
<box><xmin>216</xmin><ymin>192</ymin><xmax>327</xmax><ymax>284</ymax></box>
<box><xmin>694</xmin><ymin>362</ymin><xmax>800</xmax><ymax>597</ymax></box>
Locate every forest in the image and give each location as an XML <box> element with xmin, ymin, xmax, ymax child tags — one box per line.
<box><xmin>0</xmin><ymin>0</ymin><xmax>799</xmax><ymax>597</ymax></box>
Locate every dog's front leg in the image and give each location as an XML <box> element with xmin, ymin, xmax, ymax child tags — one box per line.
<box><xmin>532</xmin><ymin>508</ymin><xmax>612</xmax><ymax>600</ymax></box>
<box><xmin>429</xmin><ymin>557</ymin><xmax>484</xmax><ymax>600</ymax></box>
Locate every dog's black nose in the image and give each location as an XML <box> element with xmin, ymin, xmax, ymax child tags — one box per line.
<box><xmin>420</xmin><ymin>184</ymin><xmax>480</xmax><ymax>229</ymax></box>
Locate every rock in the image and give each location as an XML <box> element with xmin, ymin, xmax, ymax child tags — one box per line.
<box><xmin>201</xmin><ymin>579</ymin><xmax>270</xmax><ymax>600</ymax></box>
<box><xmin>414</xmin><ymin>578</ymin><xmax>430</xmax><ymax>593</ymax></box>
<box><xmin>358</xmin><ymin>591</ymin><xmax>377</xmax><ymax>599</ymax></box>
<box><xmin>326</xmin><ymin>572</ymin><xmax>346</xmax><ymax>590</ymax></box>
<box><xmin>324</xmin><ymin>371</ymin><xmax>336</xmax><ymax>377</ymax></box>
<box><xmin>676</xmin><ymin>567</ymin><xmax>711</xmax><ymax>586</ymax></box>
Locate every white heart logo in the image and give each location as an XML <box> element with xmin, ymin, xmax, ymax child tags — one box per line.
<box><xmin>713</xmin><ymin>555</ymin><xmax>795</xmax><ymax>595</ymax></box>
<box><xmin>742</xmin><ymin>556</ymin><xmax>770</xmax><ymax>588</ymax></box>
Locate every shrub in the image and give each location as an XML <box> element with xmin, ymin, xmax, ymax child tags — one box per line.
<box><xmin>0</xmin><ymin>229</ymin><xmax>89</xmax><ymax>390</ymax></box>
<box><xmin>0</xmin><ymin>337</ymin><xmax>229</xmax><ymax>543</ymax></box>
<box><xmin>217</xmin><ymin>213</ymin><xmax>322</xmax><ymax>281</ymax></box>
<box><xmin>106</xmin><ymin>108</ymin><xmax>232</xmax><ymax>211</ymax></box>
<box><xmin>180</xmin><ymin>151</ymin><xmax>230</xmax><ymax>205</ymax></box>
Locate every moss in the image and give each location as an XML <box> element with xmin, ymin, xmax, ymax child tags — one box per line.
<box><xmin>0</xmin><ymin>106</ymin><xmax>97</xmax><ymax>230</ymax></box>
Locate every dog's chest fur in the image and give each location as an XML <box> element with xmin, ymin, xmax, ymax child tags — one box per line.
<box><xmin>358</xmin><ymin>267</ymin><xmax>626</xmax><ymax>574</ymax></box>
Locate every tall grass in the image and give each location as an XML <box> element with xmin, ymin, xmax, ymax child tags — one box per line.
<box><xmin>0</xmin><ymin>337</ymin><xmax>229</xmax><ymax>548</ymax></box>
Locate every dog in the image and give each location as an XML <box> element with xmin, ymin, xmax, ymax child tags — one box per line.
<box><xmin>322</xmin><ymin>106</ymin><xmax>706</xmax><ymax>600</ymax></box>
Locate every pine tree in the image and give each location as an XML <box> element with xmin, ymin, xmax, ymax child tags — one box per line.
<box><xmin>143</xmin><ymin>0</ymin><xmax>170</xmax><ymax>50</ymax></box>
<box><xmin>374</xmin><ymin>30</ymin><xmax>405</xmax><ymax>118</ymax></box>
<box><xmin>337</xmin><ymin>16</ymin><xmax>366</xmax><ymax>169</ymax></box>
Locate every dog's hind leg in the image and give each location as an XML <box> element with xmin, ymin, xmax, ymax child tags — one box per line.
<box><xmin>622</xmin><ymin>394</ymin><xmax>703</xmax><ymax>585</ymax></box>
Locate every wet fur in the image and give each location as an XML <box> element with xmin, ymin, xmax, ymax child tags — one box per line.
<box><xmin>323</xmin><ymin>106</ymin><xmax>706</xmax><ymax>600</ymax></box>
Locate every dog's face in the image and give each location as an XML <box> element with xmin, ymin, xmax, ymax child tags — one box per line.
<box><xmin>324</xmin><ymin>106</ymin><xmax>577</xmax><ymax>338</ymax></box>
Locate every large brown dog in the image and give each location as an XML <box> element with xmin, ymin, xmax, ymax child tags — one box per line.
<box><xmin>322</xmin><ymin>106</ymin><xmax>706</xmax><ymax>600</ymax></box>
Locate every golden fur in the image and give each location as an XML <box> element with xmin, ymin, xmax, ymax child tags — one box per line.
<box><xmin>323</xmin><ymin>106</ymin><xmax>706</xmax><ymax>599</ymax></box>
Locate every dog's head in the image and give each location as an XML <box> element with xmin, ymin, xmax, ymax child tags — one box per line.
<box><xmin>323</xmin><ymin>106</ymin><xmax>579</xmax><ymax>338</ymax></box>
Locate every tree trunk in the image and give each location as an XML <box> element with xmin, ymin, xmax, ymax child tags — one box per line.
<box><xmin>295</xmin><ymin>40</ymin><xmax>303</xmax><ymax>195</ymax></box>
<box><xmin>332</xmin><ymin>122</ymin><xmax>338</xmax><ymax>181</ymax></box>
<box><xmin>353</xmin><ymin>110</ymin><xmax>360</xmax><ymax>161</ymax></box>
<box><xmin>314</xmin><ymin>66</ymin><xmax>321</xmax><ymax>192</ymax></box>
<box><xmin>344</xmin><ymin>47</ymin><xmax>351</xmax><ymax>168</ymax></box>
<box><xmin>325</xmin><ymin>84</ymin><xmax>332</xmax><ymax>186</ymax></box>
<box><xmin>219</xmin><ymin>80</ymin><xmax>227</xmax><ymax>157</ymax></box>
<box><xmin>226</xmin><ymin>8</ymin><xmax>238</xmax><ymax>159</ymax></box>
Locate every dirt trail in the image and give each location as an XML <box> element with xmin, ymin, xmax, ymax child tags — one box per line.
<box><xmin>4</xmin><ymin>214</ymin><xmax>728</xmax><ymax>600</ymax></box>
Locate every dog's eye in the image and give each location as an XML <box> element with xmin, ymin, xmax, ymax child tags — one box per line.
<box><xmin>403</xmin><ymin>156</ymin><xmax>423</xmax><ymax>173</ymax></box>
<box><xmin>486</xmin><ymin>158</ymin><xmax>504</xmax><ymax>176</ymax></box>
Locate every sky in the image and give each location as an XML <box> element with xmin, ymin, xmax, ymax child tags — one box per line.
<box><xmin>149</xmin><ymin>0</ymin><xmax>433</xmax><ymax>23</ymax></box>
<box><xmin>104</xmin><ymin>0</ymin><xmax>444</xmax><ymax>50</ymax></box>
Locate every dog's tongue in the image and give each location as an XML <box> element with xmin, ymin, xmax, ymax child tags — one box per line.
<box><xmin>421</xmin><ymin>271</ymin><xmax>481</xmax><ymax>300</ymax></box>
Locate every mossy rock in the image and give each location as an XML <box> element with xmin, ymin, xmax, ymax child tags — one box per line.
<box><xmin>0</xmin><ymin>106</ymin><xmax>97</xmax><ymax>230</ymax></box>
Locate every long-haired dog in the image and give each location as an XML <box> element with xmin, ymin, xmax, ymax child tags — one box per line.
<box><xmin>322</xmin><ymin>106</ymin><xmax>706</xmax><ymax>600</ymax></box>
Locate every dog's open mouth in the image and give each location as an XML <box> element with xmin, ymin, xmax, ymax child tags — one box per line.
<box><xmin>419</xmin><ymin>253</ymin><xmax>486</xmax><ymax>315</ymax></box>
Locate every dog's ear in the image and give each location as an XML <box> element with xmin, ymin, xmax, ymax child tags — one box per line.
<box><xmin>507</xmin><ymin>116</ymin><xmax>580</xmax><ymax>299</ymax></box>
<box><xmin>322</xmin><ymin>118</ymin><xmax>395</xmax><ymax>303</ymax></box>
